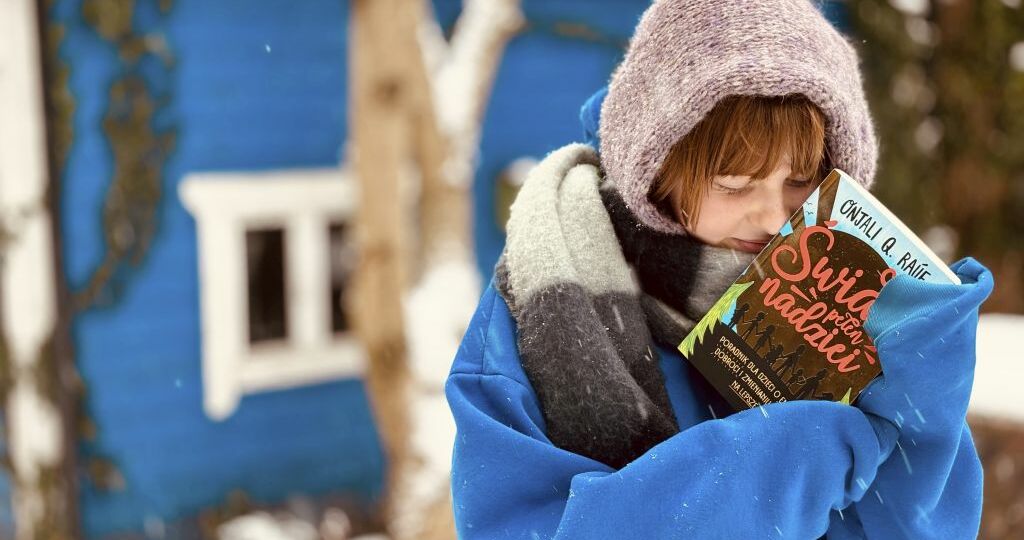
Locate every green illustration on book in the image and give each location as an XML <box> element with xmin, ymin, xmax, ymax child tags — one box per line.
<box><xmin>679</xmin><ymin>281</ymin><xmax>752</xmax><ymax>357</ymax></box>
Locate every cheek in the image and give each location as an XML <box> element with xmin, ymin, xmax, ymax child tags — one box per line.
<box><xmin>691</xmin><ymin>196</ymin><xmax>738</xmax><ymax>240</ymax></box>
<box><xmin>785</xmin><ymin>186</ymin><xmax>816</xmax><ymax>212</ymax></box>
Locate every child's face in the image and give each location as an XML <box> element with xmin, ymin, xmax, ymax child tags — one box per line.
<box><xmin>684</xmin><ymin>154</ymin><xmax>820</xmax><ymax>254</ymax></box>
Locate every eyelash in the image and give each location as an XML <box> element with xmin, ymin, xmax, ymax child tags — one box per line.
<box><xmin>715</xmin><ymin>179</ymin><xmax>815</xmax><ymax>195</ymax></box>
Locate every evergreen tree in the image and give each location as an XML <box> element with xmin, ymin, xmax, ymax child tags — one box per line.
<box><xmin>849</xmin><ymin>0</ymin><xmax>1024</xmax><ymax>313</ymax></box>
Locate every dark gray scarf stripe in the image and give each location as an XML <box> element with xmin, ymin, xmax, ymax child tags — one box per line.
<box><xmin>494</xmin><ymin>144</ymin><xmax>754</xmax><ymax>469</ymax></box>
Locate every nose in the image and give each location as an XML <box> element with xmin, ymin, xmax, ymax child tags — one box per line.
<box><xmin>753</xmin><ymin>185</ymin><xmax>794</xmax><ymax>237</ymax></box>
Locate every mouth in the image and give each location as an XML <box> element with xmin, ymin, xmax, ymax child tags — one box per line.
<box><xmin>732</xmin><ymin>238</ymin><xmax>771</xmax><ymax>254</ymax></box>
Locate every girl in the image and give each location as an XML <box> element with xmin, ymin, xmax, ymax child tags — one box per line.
<box><xmin>446</xmin><ymin>0</ymin><xmax>993</xmax><ymax>538</ymax></box>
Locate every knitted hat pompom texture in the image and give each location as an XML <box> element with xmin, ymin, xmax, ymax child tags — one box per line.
<box><xmin>599</xmin><ymin>0</ymin><xmax>879</xmax><ymax>236</ymax></box>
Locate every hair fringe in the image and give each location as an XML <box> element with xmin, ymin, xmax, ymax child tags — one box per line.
<box><xmin>650</xmin><ymin>94</ymin><xmax>831</xmax><ymax>229</ymax></box>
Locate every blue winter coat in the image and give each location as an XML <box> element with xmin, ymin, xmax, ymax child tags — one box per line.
<box><xmin>445</xmin><ymin>256</ymin><xmax>992</xmax><ymax>539</ymax></box>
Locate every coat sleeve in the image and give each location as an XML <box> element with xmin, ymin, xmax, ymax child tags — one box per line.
<box><xmin>840</xmin><ymin>257</ymin><xmax>994</xmax><ymax>539</ymax></box>
<box><xmin>447</xmin><ymin>282</ymin><xmax>899</xmax><ymax>540</ymax></box>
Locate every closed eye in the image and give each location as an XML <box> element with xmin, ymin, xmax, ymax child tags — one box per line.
<box><xmin>713</xmin><ymin>182</ymin><xmax>751</xmax><ymax>195</ymax></box>
<box><xmin>786</xmin><ymin>178</ymin><xmax>815</xmax><ymax>188</ymax></box>
<box><xmin>714</xmin><ymin>177</ymin><xmax>815</xmax><ymax>194</ymax></box>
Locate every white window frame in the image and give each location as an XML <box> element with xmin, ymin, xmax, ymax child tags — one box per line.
<box><xmin>180</xmin><ymin>169</ymin><xmax>365</xmax><ymax>420</ymax></box>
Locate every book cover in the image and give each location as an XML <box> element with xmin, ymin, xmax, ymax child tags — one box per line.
<box><xmin>679</xmin><ymin>169</ymin><xmax>960</xmax><ymax>412</ymax></box>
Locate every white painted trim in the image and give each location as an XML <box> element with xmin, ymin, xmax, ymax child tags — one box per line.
<box><xmin>241</xmin><ymin>341</ymin><xmax>365</xmax><ymax>390</ymax></box>
<box><xmin>0</xmin><ymin>2</ymin><xmax>64</xmax><ymax>537</ymax></box>
<box><xmin>180</xmin><ymin>169</ymin><xmax>366</xmax><ymax>420</ymax></box>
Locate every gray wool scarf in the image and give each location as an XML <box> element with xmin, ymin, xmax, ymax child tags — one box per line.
<box><xmin>494</xmin><ymin>144</ymin><xmax>755</xmax><ymax>469</ymax></box>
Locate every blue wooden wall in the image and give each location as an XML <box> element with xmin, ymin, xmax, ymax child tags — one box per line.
<box><xmin>50</xmin><ymin>1</ymin><xmax>379</xmax><ymax>537</ymax></box>
<box><xmin>0</xmin><ymin>416</ymin><xmax>13</xmax><ymax>537</ymax></box>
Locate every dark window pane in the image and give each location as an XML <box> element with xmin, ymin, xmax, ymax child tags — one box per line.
<box><xmin>246</xmin><ymin>228</ymin><xmax>287</xmax><ymax>343</ymax></box>
<box><xmin>329</xmin><ymin>222</ymin><xmax>355</xmax><ymax>334</ymax></box>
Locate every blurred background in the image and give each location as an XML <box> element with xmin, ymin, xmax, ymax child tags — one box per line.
<box><xmin>0</xmin><ymin>0</ymin><xmax>1020</xmax><ymax>539</ymax></box>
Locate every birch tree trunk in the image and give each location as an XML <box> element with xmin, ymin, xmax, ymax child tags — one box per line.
<box><xmin>401</xmin><ymin>2</ymin><xmax>523</xmax><ymax>539</ymax></box>
<box><xmin>348</xmin><ymin>0</ymin><xmax>417</xmax><ymax>535</ymax></box>
<box><xmin>349</xmin><ymin>1</ymin><xmax>522</xmax><ymax>538</ymax></box>
<box><xmin>0</xmin><ymin>1</ymin><xmax>78</xmax><ymax>538</ymax></box>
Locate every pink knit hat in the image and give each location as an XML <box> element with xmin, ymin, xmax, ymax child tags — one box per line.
<box><xmin>599</xmin><ymin>0</ymin><xmax>878</xmax><ymax>236</ymax></box>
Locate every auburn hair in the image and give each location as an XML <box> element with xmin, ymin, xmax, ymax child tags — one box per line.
<box><xmin>649</xmin><ymin>94</ymin><xmax>832</xmax><ymax>229</ymax></box>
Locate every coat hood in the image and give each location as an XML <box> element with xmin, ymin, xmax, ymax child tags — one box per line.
<box><xmin>599</xmin><ymin>0</ymin><xmax>879</xmax><ymax>235</ymax></box>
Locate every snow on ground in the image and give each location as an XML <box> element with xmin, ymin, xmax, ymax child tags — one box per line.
<box><xmin>218</xmin><ymin>512</ymin><xmax>319</xmax><ymax>540</ymax></box>
<box><xmin>217</xmin><ymin>508</ymin><xmax>388</xmax><ymax>540</ymax></box>
<box><xmin>970</xmin><ymin>313</ymin><xmax>1024</xmax><ymax>422</ymax></box>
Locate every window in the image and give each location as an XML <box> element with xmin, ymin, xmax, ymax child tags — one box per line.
<box><xmin>180</xmin><ymin>168</ymin><xmax>365</xmax><ymax>420</ymax></box>
<box><xmin>246</xmin><ymin>228</ymin><xmax>288</xmax><ymax>343</ymax></box>
<box><xmin>328</xmin><ymin>222</ymin><xmax>354</xmax><ymax>334</ymax></box>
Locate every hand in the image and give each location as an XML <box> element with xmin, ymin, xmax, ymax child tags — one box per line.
<box><xmin>854</xmin><ymin>257</ymin><xmax>993</xmax><ymax>437</ymax></box>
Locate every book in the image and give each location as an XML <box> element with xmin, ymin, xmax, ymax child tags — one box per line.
<box><xmin>678</xmin><ymin>168</ymin><xmax>960</xmax><ymax>411</ymax></box>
